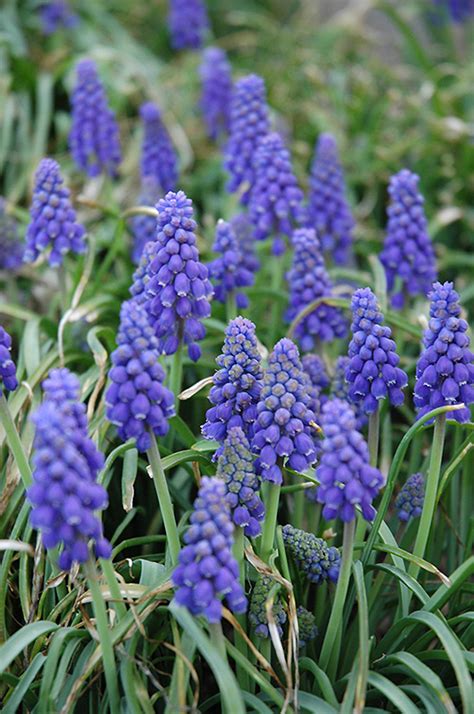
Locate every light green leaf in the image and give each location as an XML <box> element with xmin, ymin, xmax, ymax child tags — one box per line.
<box><xmin>0</xmin><ymin>621</ymin><xmax>58</xmax><ymax>673</ymax></box>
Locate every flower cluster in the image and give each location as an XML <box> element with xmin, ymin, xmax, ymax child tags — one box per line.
<box><xmin>216</xmin><ymin>427</ymin><xmax>264</xmax><ymax>537</ymax></box>
<box><xmin>380</xmin><ymin>169</ymin><xmax>437</xmax><ymax>309</ymax></box>
<box><xmin>285</xmin><ymin>228</ymin><xmax>347</xmax><ymax>350</ymax></box>
<box><xmin>144</xmin><ymin>190</ymin><xmax>213</xmax><ymax>361</ymax></box>
<box><xmin>297</xmin><ymin>606</ymin><xmax>318</xmax><ymax>648</ymax></box>
<box><xmin>106</xmin><ymin>300</ymin><xmax>175</xmax><ymax>452</ymax></box>
<box><xmin>396</xmin><ymin>472</ymin><xmax>425</xmax><ymax>522</ymax></box>
<box><xmin>282</xmin><ymin>525</ymin><xmax>340</xmax><ymax>584</ymax></box>
<box><xmin>139</xmin><ymin>102</ymin><xmax>178</xmax><ymax>193</ymax></box>
<box><xmin>414</xmin><ymin>281</ymin><xmax>474</xmax><ymax>422</ymax></box>
<box><xmin>314</xmin><ymin>399</ymin><xmax>384</xmax><ymax>521</ymax></box>
<box><xmin>331</xmin><ymin>356</ymin><xmax>367</xmax><ymax>431</ymax></box>
<box><xmin>202</xmin><ymin>317</ymin><xmax>263</xmax><ymax>452</ymax></box>
<box><xmin>27</xmin><ymin>368</ymin><xmax>111</xmax><ymax>570</ymax></box>
<box><xmin>433</xmin><ymin>0</ymin><xmax>474</xmax><ymax>22</ymax></box>
<box><xmin>302</xmin><ymin>354</ymin><xmax>330</xmax><ymax>415</ymax></box>
<box><xmin>307</xmin><ymin>133</ymin><xmax>354</xmax><ymax>265</ymax></box>
<box><xmin>172</xmin><ymin>477</ymin><xmax>247</xmax><ymax>622</ymax></box>
<box><xmin>231</xmin><ymin>213</ymin><xmax>260</xmax><ymax>276</ymax></box>
<box><xmin>39</xmin><ymin>1</ymin><xmax>78</xmax><ymax>35</ymax></box>
<box><xmin>0</xmin><ymin>198</ymin><xmax>22</xmax><ymax>270</ymax></box>
<box><xmin>24</xmin><ymin>159</ymin><xmax>86</xmax><ymax>267</ymax></box>
<box><xmin>130</xmin><ymin>240</ymin><xmax>155</xmax><ymax>305</ymax></box>
<box><xmin>249</xmin><ymin>132</ymin><xmax>304</xmax><ymax>255</ymax></box>
<box><xmin>252</xmin><ymin>338</ymin><xmax>318</xmax><ymax>485</ymax></box>
<box><xmin>129</xmin><ymin>180</ymin><xmax>159</xmax><ymax>264</ymax></box>
<box><xmin>224</xmin><ymin>74</ymin><xmax>270</xmax><ymax>203</ymax></box>
<box><xmin>167</xmin><ymin>0</ymin><xmax>209</xmax><ymax>49</ymax></box>
<box><xmin>0</xmin><ymin>326</ymin><xmax>18</xmax><ymax>393</ymax></box>
<box><xmin>249</xmin><ymin>576</ymin><xmax>286</xmax><ymax>638</ymax></box>
<box><xmin>346</xmin><ymin>287</ymin><xmax>408</xmax><ymax>414</ymax></box>
<box><xmin>69</xmin><ymin>58</ymin><xmax>121</xmax><ymax>178</ymax></box>
<box><xmin>208</xmin><ymin>220</ymin><xmax>254</xmax><ymax>309</ymax></box>
<box><xmin>199</xmin><ymin>47</ymin><xmax>232</xmax><ymax>141</ymax></box>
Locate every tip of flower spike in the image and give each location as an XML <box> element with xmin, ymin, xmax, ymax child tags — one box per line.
<box><xmin>317</xmin><ymin>132</ymin><xmax>338</xmax><ymax>154</ymax></box>
<box><xmin>76</xmin><ymin>57</ymin><xmax>97</xmax><ymax>76</ymax></box>
<box><xmin>140</xmin><ymin>101</ymin><xmax>161</xmax><ymax>122</ymax></box>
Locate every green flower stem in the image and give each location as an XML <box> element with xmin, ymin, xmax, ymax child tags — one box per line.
<box><xmin>293</xmin><ymin>487</ymin><xmax>305</xmax><ymax>530</ymax></box>
<box><xmin>147</xmin><ymin>431</ymin><xmax>180</xmax><ymax>566</ymax></box>
<box><xmin>319</xmin><ymin>519</ymin><xmax>356</xmax><ymax>672</ymax></box>
<box><xmin>58</xmin><ymin>267</ymin><xmax>68</xmax><ymax>314</ymax></box>
<box><xmin>209</xmin><ymin>621</ymin><xmax>227</xmax><ymax>661</ymax></box>
<box><xmin>232</xmin><ymin>527</ymin><xmax>250</xmax><ymax>689</ymax></box>
<box><xmin>408</xmin><ymin>414</ymin><xmax>447</xmax><ymax>582</ymax></box>
<box><xmin>83</xmin><ymin>558</ymin><xmax>121</xmax><ymax>714</ymax></box>
<box><xmin>168</xmin><ymin>341</ymin><xmax>184</xmax><ymax>413</ymax></box>
<box><xmin>226</xmin><ymin>293</ymin><xmax>237</xmax><ymax>322</ymax></box>
<box><xmin>0</xmin><ymin>392</ymin><xmax>32</xmax><ymax>489</ymax></box>
<box><xmin>460</xmin><ymin>445</ymin><xmax>472</xmax><ymax>562</ymax></box>
<box><xmin>96</xmin><ymin>217</ymin><xmax>125</xmax><ymax>283</ymax></box>
<box><xmin>260</xmin><ymin>482</ymin><xmax>281</xmax><ymax>563</ymax></box>
<box><xmin>368</xmin><ymin>408</ymin><xmax>380</xmax><ymax>467</ymax></box>
<box><xmin>100</xmin><ymin>558</ymin><xmax>127</xmax><ymax>621</ymax></box>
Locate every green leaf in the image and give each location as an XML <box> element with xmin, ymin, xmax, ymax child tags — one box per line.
<box><xmin>0</xmin><ymin>621</ymin><xmax>58</xmax><ymax>672</ymax></box>
<box><xmin>381</xmin><ymin>652</ymin><xmax>456</xmax><ymax>713</ymax></box>
<box><xmin>367</xmin><ymin>671</ymin><xmax>420</xmax><ymax>714</ymax></box>
<box><xmin>22</xmin><ymin>319</ymin><xmax>41</xmax><ymax>378</ymax></box>
<box><xmin>170</xmin><ymin>603</ymin><xmax>245</xmax><ymax>714</ymax></box>
<box><xmin>169</xmin><ymin>415</ymin><xmax>196</xmax><ymax>448</ymax></box>
<box><xmin>298</xmin><ymin>691</ymin><xmax>338</xmax><ymax>713</ymax></box>
<box><xmin>3</xmin><ymin>653</ymin><xmax>45</xmax><ymax>714</ymax></box>
<box><xmin>191</xmin><ymin>438</ymin><xmax>219</xmax><ymax>453</ymax></box>
<box><xmin>353</xmin><ymin>561</ymin><xmax>370</xmax><ymax>714</ymax></box>
<box><xmin>138</xmin><ymin>560</ymin><xmax>169</xmax><ymax>587</ymax></box>
<box><xmin>368</xmin><ymin>563</ymin><xmax>429</xmax><ymax>606</ymax></box>
<box><xmin>373</xmin><ymin>544</ymin><xmax>450</xmax><ymax>586</ymax></box>
<box><xmin>161</xmin><ymin>449</ymin><xmax>212</xmax><ymax>471</ymax></box>
<box><xmin>423</xmin><ymin>556</ymin><xmax>474</xmax><ymax>613</ymax></box>
<box><xmin>299</xmin><ymin>657</ymin><xmax>339</xmax><ymax>708</ymax></box>
<box><xmin>122</xmin><ymin>448</ymin><xmax>138</xmax><ymax>512</ymax></box>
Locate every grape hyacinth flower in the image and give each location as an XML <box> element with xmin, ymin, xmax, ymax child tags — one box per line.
<box><xmin>130</xmin><ymin>179</ymin><xmax>159</xmax><ymax>264</ymax></box>
<box><xmin>216</xmin><ymin>427</ymin><xmax>264</xmax><ymax>537</ymax></box>
<box><xmin>285</xmin><ymin>228</ymin><xmax>348</xmax><ymax>351</ymax></box>
<box><xmin>27</xmin><ymin>369</ymin><xmax>111</xmax><ymax>570</ymax></box>
<box><xmin>297</xmin><ymin>606</ymin><xmax>318</xmax><ymax>648</ymax></box>
<box><xmin>414</xmin><ymin>281</ymin><xmax>474</xmax><ymax>422</ymax></box>
<box><xmin>249</xmin><ymin>132</ymin><xmax>305</xmax><ymax>255</ymax></box>
<box><xmin>106</xmin><ymin>300</ymin><xmax>175</xmax><ymax>452</ymax></box>
<box><xmin>307</xmin><ymin>133</ymin><xmax>355</xmax><ymax>265</ymax></box>
<box><xmin>144</xmin><ymin>190</ymin><xmax>213</xmax><ymax>361</ymax></box>
<box><xmin>199</xmin><ymin>47</ymin><xmax>232</xmax><ymax>141</ymax></box>
<box><xmin>314</xmin><ymin>399</ymin><xmax>384</xmax><ymax>521</ymax></box>
<box><xmin>69</xmin><ymin>59</ymin><xmax>121</xmax><ymax>178</ymax></box>
<box><xmin>231</xmin><ymin>213</ymin><xmax>260</xmax><ymax>276</ymax></box>
<box><xmin>139</xmin><ymin>102</ymin><xmax>178</xmax><ymax>193</ymax></box>
<box><xmin>346</xmin><ymin>287</ymin><xmax>408</xmax><ymax>414</ymax></box>
<box><xmin>396</xmin><ymin>472</ymin><xmax>425</xmax><ymax>522</ymax></box>
<box><xmin>130</xmin><ymin>240</ymin><xmax>155</xmax><ymax>305</ymax></box>
<box><xmin>24</xmin><ymin>159</ymin><xmax>86</xmax><ymax>267</ymax></box>
<box><xmin>0</xmin><ymin>326</ymin><xmax>18</xmax><ymax>393</ymax></box>
<box><xmin>172</xmin><ymin>477</ymin><xmax>247</xmax><ymax>622</ymax></box>
<box><xmin>224</xmin><ymin>74</ymin><xmax>270</xmax><ymax>204</ymax></box>
<box><xmin>167</xmin><ymin>0</ymin><xmax>209</xmax><ymax>50</ymax></box>
<box><xmin>252</xmin><ymin>338</ymin><xmax>318</xmax><ymax>485</ymax></box>
<box><xmin>39</xmin><ymin>1</ymin><xmax>78</xmax><ymax>34</ymax></box>
<box><xmin>282</xmin><ymin>525</ymin><xmax>340</xmax><ymax>584</ymax></box>
<box><xmin>249</xmin><ymin>576</ymin><xmax>286</xmax><ymax>638</ymax></box>
<box><xmin>202</xmin><ymin>317</ymin><xmax>263</xmax><ymax>454</ymax></box>
<box><xmin>208</xmin><ymin>220</ymin><xmax>254</xmax><ymax>310</ymax></box>
<box><xmin>0</xmin><ymin>198</ymin><xmax>22</xmax><ymax>270</ymax></box>
<box><xmin>380</xmin><ymin>169</ymin><xmax>437</xmax><ymax>309</ymax></box>
<box><xmin>302</xmin><ymin>354</ymin><xmax>330</xmax><ymax>415</ymax></box>
<box><xmin>331</xmin><ymin>356</ymin><xmax>367</xmax><ymax>431</ymax></box>
<box><xmin>433</xmin><ymin>0</ymin><xmax>474</xmax><ymax>22</ymax></box>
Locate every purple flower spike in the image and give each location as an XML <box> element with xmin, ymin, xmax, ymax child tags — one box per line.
<box><xmin>252</xmin><ymin>338</ymin><xmax>318</xmax><ymax>485</ymax></box>
<box><xmin>216</xmin><ymin>427</ymin><xmax>264</xmax><ymax>537</ymax></box>
<box><xmin>106</xmin><ymin>300</ymin><xmax>175</xmax><ymax>452</ymax></box>
<box><xmin>380</xmin><ymin>169</ymin><xmax>437</xmax><ymax>309</ymax></box>
<box><xmin>130</xmin><ymin>240</ymin><xmax>156</xmax><ymax>305</ymax></box>
<box><xmin>249</xmin><ymin>132</ymin><xmax>305</xmax><ymax>255</ymax></box>
<box><xmin>414</xmin><ymin>281</ymin><xmax>474</xmax><ymax>422</ymax></box>
<box><xmin>249</xmin><ymin>576</ymin><xmax>286</xmax><ymax>638</ymax></box>
<box><xmin>282</xmin><ymin>524</ymin><xmax>341</xmax><ymax>584</ymax></box>
<box><xmin>168</xmin><ymin>0</ymin><xmax>209</xmax><ymax>50</ymax></box>
<box><xmin>346</xmin><ymin>287</ymin><xmax>408</xmax><ymax>414</ymax></box>
<box><xmin>130</xmin><ymin>180</ymin><xmax>159</xmax><ymax>264</ymax></box>
<box><xmin>433</xmin><ymin>0</ymin><xmax>474</xmax><ymax>22</ymax></box>
<box><xmin>231</xmin><ymin>213</ymin><xmax>260</xmax><ymax>276</ymax></box>
<box><xmin>140</xmin><ymin>103</ymin><xmax>178</xmax><ymax>193</ymax></box>
<box><xmin>224</xmin><ymin>75</ymin><xmax>270</xmax><ymax>204</ymax></box>
<box><xmin>69</xmin><ymin>59</ymin><xmax>121</xmax><ymax>178</ymax></box>
<box><xmin>0</xmin><ymin>198</ymin><xmax>23</xmax><ymax>270</ymax></box>
<box><xmin>302</xmin><ymin>354</ymin><xmax>330</xmax><ymax>415</ymax></box>
<box><xmin>0</xmin><ymin>326</ymin><xmax>18</xmax><ymax>393</ymax></box>
<box><xmin>27</xmin><ymin>368</ymin><xmax>111</xmax><ymax>571</ymax></box>
<box><xmin>208</xmin><ymin>220</ymin><xmax>254</xmax><ymax>309</ymax></box>
<box><xmin>307</xmin><ymin>133</ymin><xmax>355</xmax><ymax>265</ymax></box>
<box><xmin>39</xmin><ymin>1</ymin><xmax>78</xmax><ymax>35</ymax></box>
<box><xmin>24</xmin><ymin>159</ymin><xmax>86</xmax><ymax>267</ymax></box>
<box><xmin>202</xmin><ymin>317</ymin><xmax>263</xmax><ymax>455</ymax></box>
<box><xmin>200</xmin><ymin>47</ymin><xmax>232</xmax><ymax>141</ymax></box>
<box><xmin>297</xmin><ymin>607</ymin><xmax>318</xmax><ymax>648</ymax></box>
<box><xmin>172</xmin><ymin>476</ymin><xmax>247</xmax><ymax>623</ymax></box>
<box><xmin>285</xmin><ymin>228</ymin><xmax>348</xmax><ymax>351</ymax></box>
<box><xmin>396</xmin><ymin>472</ymin><xmax>425</xmax><ymax>522</ymax></box>
<box><xmin>144</xmin><ymin>190</ymin><xmax>213</xmax><ymax>361</ymax></box>
<box><xmin>331</xmin><ymin>356</ymin><xmax>367</xmax><ymax>431</ymax></box>
<box><xmin>315</xmin><ymin>399</ymin><xmax>384</xmax><ymax>522</ymax></box>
